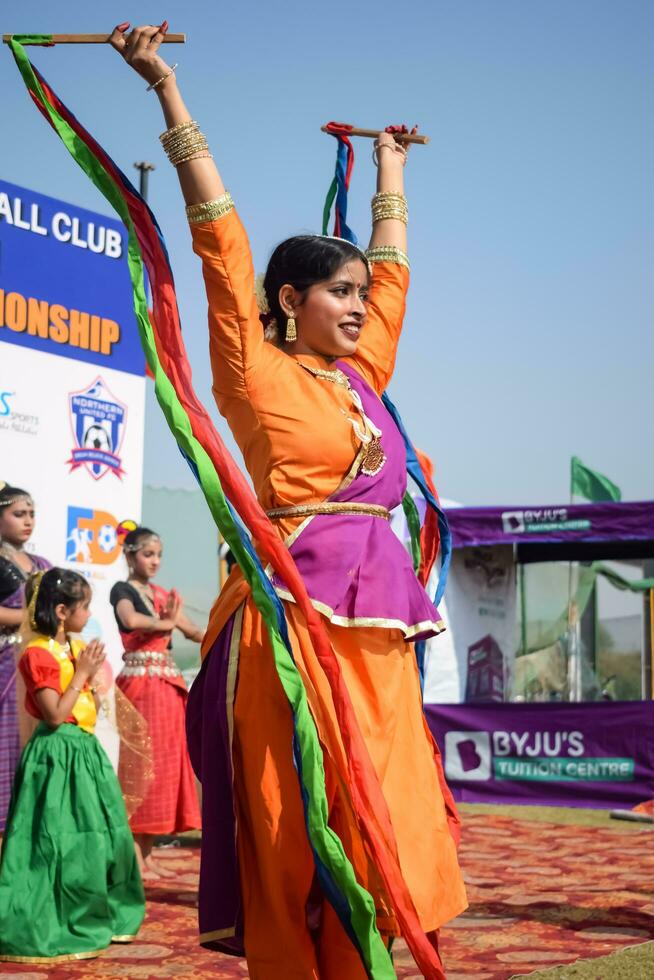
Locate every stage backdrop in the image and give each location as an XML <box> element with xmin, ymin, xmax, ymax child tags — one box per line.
<box><xmin>0</xmin><ymin>179</ymin><xmax>145</xmax><ymax>682</ymax></box>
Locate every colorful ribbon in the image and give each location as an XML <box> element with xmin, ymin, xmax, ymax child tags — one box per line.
<box><xmin>321</xmin><ymin>121</ymin><xmax>357</xmax><ymax>242</ymax></box>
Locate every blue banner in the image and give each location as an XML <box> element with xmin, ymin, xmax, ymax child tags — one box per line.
<box><xmin>0</xmin><ymin>179</ymin><xmax>144</xmax><ymax>376</ymax></box>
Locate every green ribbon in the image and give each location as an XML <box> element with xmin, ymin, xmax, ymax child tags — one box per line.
<box><xmin>7</xmin><ymin>34</ymin><xmax>54</xmax><ymax>45</ymax></box>
<box><xmin>401</xmin><ymin>491</ymin><xmax>422</xmax><ymax>573</ymax></box>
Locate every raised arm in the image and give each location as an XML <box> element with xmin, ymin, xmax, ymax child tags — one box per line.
<box><xmin>368</xmin><ymin>132</ymin><xmax>409</xmax><ymax>256</ymax></box>
<box><xmin>110</xmin><ymin>22</ymin><xmax>223</xmax><ymax>206</ymax></box>
<box><xmin>110</xmin><ymin>23</ymin><xmax>272</xmax><ymax>404</ymax></box>
<box><xmin>349</xmin><ymin>131</ymin><xmax>412</xmax><ymax>394</ymax></box>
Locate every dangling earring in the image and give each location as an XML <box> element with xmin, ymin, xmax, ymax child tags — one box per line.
<box><xmin>285</xmin><ymin>316</ymin><xmax>297</xmax><ymax>343</ymax></box>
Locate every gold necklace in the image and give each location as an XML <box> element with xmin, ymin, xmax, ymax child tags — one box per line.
<box><xmin>128</xmin><ymin>579</ymin><xmax>156</xmax><ymax>615</ymax></box>
<box><xmin>299</xmin><ymin>364</ymin><xmax>386</xmax><ymax>477</ymax></box>
<box><xmin>300</xmin><ymin>365</ymin><xmax>351</xmax><ymax>388</ymax></box>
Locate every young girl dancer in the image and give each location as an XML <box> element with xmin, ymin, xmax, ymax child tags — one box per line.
<box><xmin>0</xmin><ymin>568</ymin><xmax>144</xmax><ymax>963</ymax></box>
<box><xmin>111</xmin><ymin>524</ymin><xmax>202</xmax><ymax>878</ymax></box>
<box><xmin>0</xmin><ymin>482</ymin><xmax>50</xmax><ymax>832</ymax></box>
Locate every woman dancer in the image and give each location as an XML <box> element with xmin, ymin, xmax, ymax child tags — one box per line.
<box><xmin>0</xmin><ymin>568</ymin><xmax>144</xmax><ymax>962</ymax></box>
<box><xmin>111</xmin><ymin>22</ymin><xmax>466</xmax><ymax>978</ymax></box>
<box><xmin>0</xmin><ymin>482</ymin><xmax>50</xmax><ymax>834</ymax></box>
<box><xmin>110</xmin><ymin>524</ymin><xmax>202</xmax><ymax>878</ymax></box>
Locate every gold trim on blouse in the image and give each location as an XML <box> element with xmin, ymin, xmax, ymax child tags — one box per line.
<box><xmin>366</xmin><ymin>245</ymin><xmax>410</xmax><ymax>270</ymax></box>
<box><xmin>186</xmin><ymin>193</ymin><xmax>235</xmax><ymax>224</ymax></box>
<box><xmin>273</xmin><ymin>586</ymin><xmax>446</xmax><ymax>640</ymax></box>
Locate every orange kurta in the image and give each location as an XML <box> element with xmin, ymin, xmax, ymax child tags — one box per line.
<box><xmin>191</xmin><ymin>208</ymin><xmax>467</xmax><ymax>978</ymax></box>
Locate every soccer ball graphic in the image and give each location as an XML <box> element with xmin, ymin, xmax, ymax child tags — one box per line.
<box><xmin>83</xmin><ymin>424</ymin><xmax>112</xmax><ymax>453</ymax></box>
<box><xmin>97</xmin><ymin>523</ymin><xmax>117</xmax><ymax>554</ymax></box>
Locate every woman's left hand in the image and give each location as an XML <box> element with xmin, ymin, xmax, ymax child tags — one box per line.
<box><xmin>109</xmin><ymin>21</ymin><xmax>170</xmax><ymax>88</ymax></box>
<box><xmin>374</xmin><ymin>125</ymin><xmax>418</xmax><ymax>169</ymax></box>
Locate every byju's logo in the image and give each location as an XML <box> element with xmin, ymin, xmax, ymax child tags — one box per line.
<box><xmin>67</xmin><ymin>377</ymin><xmax>127</xmax><ymax>480</ymax></box>
<box><xmin>66</xmin><ymin>506</ymin><xmax>120</xmax><ymax>565</ymax></box>
<box><xmin>502</xmin><ymin>511</ymin><xmax>525</xmax><ymax>534</ymax></box>
<box><xmin>445</xmin><ymin>731</ymin><xmax>491</xmax><ymax>781</ymax></box>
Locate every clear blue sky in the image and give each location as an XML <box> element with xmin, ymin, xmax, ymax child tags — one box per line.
<box><xmin>3</xmin><ymin>1</ymin><xmax>653</xmax><ymax>505</ymax></box>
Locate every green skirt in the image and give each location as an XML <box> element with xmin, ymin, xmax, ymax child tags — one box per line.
<box><xmin>0</xmin><ymin>721</ymin><xmax>145</xmax><ymax>962</ymax></box>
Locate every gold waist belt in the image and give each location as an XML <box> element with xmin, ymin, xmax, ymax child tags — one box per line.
<box><xmin>266</xmin><ymin>502</ymin><xmax>390</xmax><ymax>521</ymax></box>
<box><xmin>122</xmin><ymin>650</ymin><xmax>181</xmax><ymax>679</ymax></box>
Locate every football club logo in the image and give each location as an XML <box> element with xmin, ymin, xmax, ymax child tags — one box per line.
<box><xmin>67</xmin><ymin>377</ymin><xmax>127</xmax><ymax>480</ymax></box>
<box><xmin>66</xmin><ymin>506</ymin><xmax>121</xmax><ymax>566</ymax></box>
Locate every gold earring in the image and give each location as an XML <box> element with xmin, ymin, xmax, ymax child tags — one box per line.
<box><xmin>285</xmin><ymin>316</ymin><xmax>297</xmax><ymax>343</ymax></box>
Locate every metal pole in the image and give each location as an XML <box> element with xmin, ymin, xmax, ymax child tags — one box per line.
<box><xmin>134</xmin><ymin>161</ymin><xmax>156</xmax><ymax>202</ymax></box>
<box><xmin>566</xmin><ymin>461</ymin><xmax>580</xmax><ymax>700</ymax></box>
<box><xmin>519</xmin><ymin>561</ymin><xmax>528</xmax><ymax>659</ymax></box>
<box><xmin>643</xmin><ymin>560</ymin><xmax>654</xmax><ymax>700</ymax></box>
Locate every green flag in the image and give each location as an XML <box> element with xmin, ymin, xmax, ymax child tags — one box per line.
<box><xmin>570</xmin><ymin>456</ymin><xmax>621</xmax><ymax>503</ymax></box>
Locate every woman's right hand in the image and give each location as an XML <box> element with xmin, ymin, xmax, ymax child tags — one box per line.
<box><xmin>75</xmin><ymin>639</ymin><xmax>106</xmax><ymax>682</ymax></box>
<box><xmin>109</xmin><ymin>21</ymin><xmax>171</xmax><ymax>88</ymax></box>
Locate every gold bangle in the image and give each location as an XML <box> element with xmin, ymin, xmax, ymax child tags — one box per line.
<box><xmin>160</xmin><ymin>121</ymin><xmax>210</xmax><ymax>165</ymax></box>
<box><xmin>186</xmin><ymin>193</ymin><xmax>235</xmax><ymax>224</ymax></box>
<box><xmin>174</xmin><ymin>150</ymin><xmax>213</xmax><ymax>167</ymax></box>
<box><xmin>69</xmin><ymin>684</ymin><xmax>83</xmax><ymax>693</ymax></box>
<box><xmin>163</xmin><ymin>131</ymin><xmax>203</xmax><ymax>147</ymax></box>
<box><xmin>371</xmin><ymin>192</ymin><xmax>408</xmax><ymax>220</ymax></box>
<box><xmin>164</xmin><ymin>132</ymin><xmax>206</xmax><ymax>147</ymax></box>
<box><xmin>167</xmin><ymin>140</ymin><xmax>209</xmax><ymax>164</ymax></box>
<box><xmin>159</xmin><ymin>119</ymin><xmax>198</xmax><ymax>143</ymax></box>
<box><xmin>371</xmin><ymin>208</ymin><xmax>408</xmax><ymax>225</ymax></box>
<box><xmin>163</xmin><ymin>130</ymin><xmax>209</xmax><ymax>165</ymax></box>
<box><xmin>366</xmin><ymin>246</ymin><xmax>410</xmax><ymax>270</ymax></box>
<box><xmin>372</xmin><ymin>191</ymin><xmax>408</xmax><ymax>208</ymax></box>
<box><xmin>161</xmin><ymin>134</ymin><xmax>202</xmax><ymax>150</ymax></box>
<box><xmin>147</xmin><ymin>64</ymin><xmax>178</xmax><ymax>92</ymax></box>
<box><xmin>372</xmin><ymin>203</ymin><xmax>408</xmax><ymax>212</ymax></box>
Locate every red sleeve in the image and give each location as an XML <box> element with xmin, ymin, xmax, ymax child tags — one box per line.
<box><xmin>19</xmin><ymin>647</ymin><xmax>63</xmax><ymax>696</ymax></box>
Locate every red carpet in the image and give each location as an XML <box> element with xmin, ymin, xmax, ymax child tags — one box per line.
<box><xmin>1</xmin><ymin>811</ymin><xmax>652</xmax><ymax>979</ymax></box>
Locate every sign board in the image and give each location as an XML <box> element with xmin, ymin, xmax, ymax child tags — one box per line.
<box><xmin>426</xmin><ymin>701</ymin><xmax>654</xmax><ymax>809</ymax></box>
<box><xmin>0</xmin><ymin>179</ymin><xmax>145</xmax><ymax>684</ymax></box>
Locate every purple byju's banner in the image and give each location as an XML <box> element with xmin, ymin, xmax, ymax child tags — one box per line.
<box><xmin>426</xmin><ymin>702</ymin><xmax>654</xmax><ymax>809</ymax></box>
<box><xmin>446</xmin><ymin>500</ymin><xmax>654</xmax><ymax>548</ymax></box>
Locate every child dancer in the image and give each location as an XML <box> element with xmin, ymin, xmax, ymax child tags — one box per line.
<box><xmin>111</xmin><ymin>524</ymin><xmax>202</xmax><ymax>878</ymax></box>
<box><xmin>0</xmin><ymin>568</ymin><xmax>145</xmax><ymax>963</ymax></box>
<box><xmin>0</xmin><ymin>481</ymin><xmax>51</xmax><ymax>832</ymax></box>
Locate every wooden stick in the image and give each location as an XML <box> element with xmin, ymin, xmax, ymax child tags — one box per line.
<box><xmin>3</xmin><ymin>33</ymin><xmax>186</xmax><ymax>44</ymax></box>
<box><xmin>321</xmin><ymin>125</ymin><xmax>429</xmax><ymax>145</ymax></box>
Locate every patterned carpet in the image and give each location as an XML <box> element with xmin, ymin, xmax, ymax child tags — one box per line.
<box><xmin>1</xmin><ymin>811</ymin><xmax>652</xmax><ymax>979</ymax></box>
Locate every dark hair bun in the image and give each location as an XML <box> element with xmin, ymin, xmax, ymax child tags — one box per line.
<box><xmin>263</xmin><ymin>236</ymin><xmax>369</xmax><ymax>328</ymax></box>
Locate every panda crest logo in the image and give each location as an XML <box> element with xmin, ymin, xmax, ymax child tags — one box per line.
<box><xmin>67</xmin><ymin>376</ymin><xmax>127</xmax><ymax>480</ymax></box>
